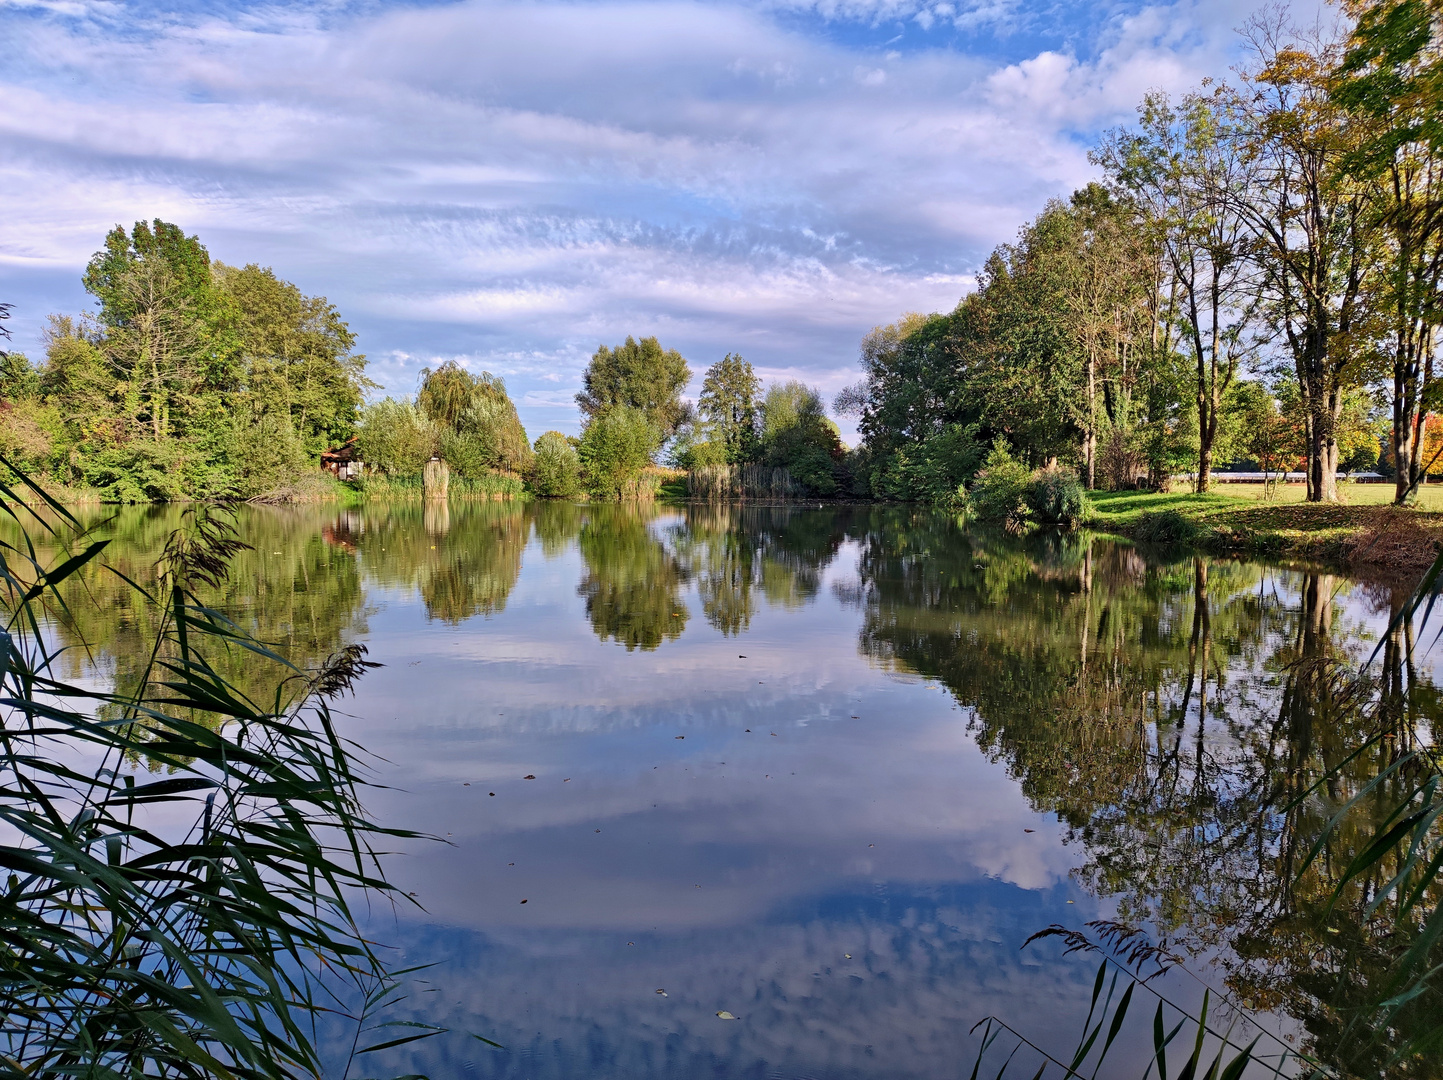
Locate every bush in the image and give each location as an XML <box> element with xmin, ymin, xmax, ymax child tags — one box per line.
<box><xmin>1025</xmin><ymin>465</ymin><xmax>1089</xmax><ymax>525</ymax></box>
<box><xmin>579</xmin><ymin>406</ymin><xmax>660</xmax><ymax>499</ymax></box>
<box><xmin>356</xmin><ymin>399</ymin><xmax>436</xmax><ymax>476</ymax></box>
<box><xmin>530</xmin><ymin>430</ymin><xmax>583</xmax><ymax>498</ymax></box>
<box><xmin>231</xmin><ymin>413</ymin><xmax>310</xmax><ymax>499</ymax></box>
<box><xmin>872</xmin><ymin>424</ymin><xmax>983</xmax><ymax>506</ymax></box>
<box><xmin>967</xmin><ymin>440</ymin><xmax>1033</xmax><ymax>525</ymax></box>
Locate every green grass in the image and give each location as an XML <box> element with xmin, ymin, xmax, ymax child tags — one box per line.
<box><xmin>1086</xmin><ymin>483</ymin><xmax>1443</xmax><ymax>567</ymax></box>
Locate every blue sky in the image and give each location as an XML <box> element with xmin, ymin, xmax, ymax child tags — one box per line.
<box><xmin>0</xmin><ymin>0</ymin><xmax>1326</xmax><ymax>439</ymax></box>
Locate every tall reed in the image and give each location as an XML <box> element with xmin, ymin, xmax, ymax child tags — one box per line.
<box><xmin>0</xmin><ymin>468</ymin><xmax>431</xmax><ymax>1077</ymax></box>
<box><xmin>687</xmin><ymin>463</ymin><xmax>801</xmax><ymax>500</ymax></box>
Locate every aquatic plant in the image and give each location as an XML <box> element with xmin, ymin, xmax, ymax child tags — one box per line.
<box><xmin>0</xmin><ymin>468</ymin><xmax>431</xmax><ymax>1077</ymax></box>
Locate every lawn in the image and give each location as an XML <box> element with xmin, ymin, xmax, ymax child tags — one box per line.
<box><xmin>1087</xmin><ymin>482</ymin><xmax>1443</xmax><ymax>574</ymax></box>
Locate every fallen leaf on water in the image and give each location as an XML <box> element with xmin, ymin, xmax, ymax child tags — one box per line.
<box><xmin>716</xmin><ymin>1011</ymin><xmax>738</xmax><ymax>1020</ymax></box>
<box><xmin>519</xmin><ymin>899</ymin><xmax>528</xmax><ymax>904</ymax></box>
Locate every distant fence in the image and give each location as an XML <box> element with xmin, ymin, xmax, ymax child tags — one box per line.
<box><xmin>1181</xmin><ymin>471</ymin><xmax>1390</xmax><ymax>484</ymax></box>
<box><xmin>687</xmin><ymin>464</ymin><xmax>801</xmax><ymax>500</ymax></box>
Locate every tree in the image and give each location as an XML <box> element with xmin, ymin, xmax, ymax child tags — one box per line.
<box><xmin>417</xmin><ymin>361</ymin><xmax>531</xmax><ymax>475</ymax></box>
<box><xmin>355</xmin><ymin>399</ymin><xmax>436</xmax><ymax>476</ymax></box>
<box><xmin>530</xmin><ymin>430</ymin><xmax>583</xmax><ymax>498</ymax></box>
<box><xmin>82</xmin><ymin>220</ymin><xmax>235</xmax><ymax>443</ymax></box>
<box><xmin>1230</xmin><ymin>19</ymin><xmax>1377</xmax><ymax>502</ymax></box>
<box><xmin>577</xmin><ymin>406</ymin><xmax>659</xmax><ymax>498</ymax></box>
<box><xmin>1098</xmin><ymin>90</ymin><xmax>1262</xmax><ymax>493</ymax></box>
<box><xmin>1332</xmin><ymin>0</ymin><xmax>1443</xmax><ymax>502</ymax></box>
<box><xmin>697</xmin><ymin>353</ymin><xmax>760</xmax><ymax>463</ymax></box>
<box><xmin>761</xmin><ymin>381</ymin><xmax>843</xmax><ymax>495</ymax></box>
<box><xmin>215</xmin><ymin>263</ymin><xmax>372</xmax><ymax>455</ymax></box>
<box><xmin>576</xmin><ymin>336</ymin><xmax>691</xmax><ymax>438</ymax></box>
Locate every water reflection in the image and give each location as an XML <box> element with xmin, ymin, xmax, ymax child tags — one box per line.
<box><xmin>19</xmin><ymin>502</ymin><xmax>1443</xmax><ymax>1078</ymax></box>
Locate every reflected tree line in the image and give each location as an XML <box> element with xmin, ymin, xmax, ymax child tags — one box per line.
<box><xmin>21</xmin><ymin>502</ymin><xmax>1440</xmax><ymax>1074</ymax></box>
<box><xmin>841</xmin><ymin>512</ymin><xmax>1442</xmax><ymax>1079</ymax></box>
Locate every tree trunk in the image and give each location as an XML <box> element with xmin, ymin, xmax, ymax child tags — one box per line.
<box><xmin>1084</xmin><ymin>349</ymin><xmax>1097</xmax><ymax>490</ymax></box>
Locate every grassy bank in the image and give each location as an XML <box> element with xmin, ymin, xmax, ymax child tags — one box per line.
<box><xmin>1088</xmin><ymin>483</ymin><xmax>1443</xmax><ymax>577</ymax></box>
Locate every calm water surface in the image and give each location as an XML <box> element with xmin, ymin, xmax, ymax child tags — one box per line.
<box><xmin>51</xmin><ymin>502</ymin><xmax>1439</xmax><ymax>1079</ymax></box>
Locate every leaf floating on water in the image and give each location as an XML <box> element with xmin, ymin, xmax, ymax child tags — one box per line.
<box><xmin>519</xmin><ymin>898</ymin><xmax>528</xmax><ymax>904</ymax></box>
<box><xmin>716</xmin><ymin>1011</ymin><xmax>738</xmax><ymax>1020</ymax></box>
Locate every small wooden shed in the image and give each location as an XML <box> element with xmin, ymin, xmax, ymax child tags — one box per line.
<box><xmin>320</xmin><ymin>438</ymin><xmax>364</xmax><ymax>480</ymax></box>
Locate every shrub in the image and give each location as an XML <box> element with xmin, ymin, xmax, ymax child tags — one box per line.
<box><xmin>579</xmin><ymin>406</ymin><xmax>660</xmax><ymax>499</ymax></box>
<box><xmin>873</xmin><ymin>424</ymin><xmax>983</xmax><ymax>506</ymax></box>
<box><xmin>967</xmin><ymin>440</ymin><xmax>1033</xmax><ymax>526</ymax></box>
<box><xmin>1025</xmin><ymin>465</ymin><xmax>1089</xmax><ymax>526</ymax></box>
<box><xmin>230</xmin><ymin>413</ymin><xmax>310</xmax><ymax>499</ymax></box>
<box><xmin>355</xmin><ymin>398</ymin><xmax>436</xmax><ymax>476</ymax></box>
<box><xmin>530</xmin><ymin>430</ymin><xmax>583</xmax><ymax>498</ymax></box>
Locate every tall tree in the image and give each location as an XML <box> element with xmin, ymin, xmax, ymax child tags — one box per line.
<box><xmin>1098</xmin><ymin>91</ymin><xmax>1262</xmax><ymax>493</ymax></box>
<box><xmin>576</xmin><ymin>336</ymin><xmax>690</xmax><ymax>438</ymax></box>
<box><xmin>216</xmin><ymin>263</ymin><xmax>372</xmax><ymax>454</ymax></box>
<box><xmin>1332</xmin><ymin>0</ymin><xmax>1443</xmax><ymax>502</ymax></box>
<box><xmin>82</xmin><ymin>220</ymin><xmax>235</xmax><ymax>443</ymax></box>
<box><xmin>1231</xmin><ymin>19</ymin><xmax>1376</xmax><ymax>502</ymax></box>
<box><xmin>697</xmin><ymin>353</ymin><xmax>760</xmax><ymax>463</ymax></box>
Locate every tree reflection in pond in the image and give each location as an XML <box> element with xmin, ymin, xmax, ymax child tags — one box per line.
<box><xmin>577</xmin><ymin>506</ymin><xmax>691</xmax><ymax>651</ymax></box>
<box><xmin>843</xmin><ymin>510</ymin><xmax>1443</xmax><ymax>1078</ymax></box>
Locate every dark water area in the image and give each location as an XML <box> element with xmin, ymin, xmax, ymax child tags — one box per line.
<box><xmin>39</xmin><ymin>502</ymin><xmax>1441</xmax><ymax>1078</ymax></box>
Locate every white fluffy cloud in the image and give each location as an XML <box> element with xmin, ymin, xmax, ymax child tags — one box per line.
<box><xmin>0</xmin><ymin>0</ymin><xmax>1318</xmax><ymax>436</ymax></box>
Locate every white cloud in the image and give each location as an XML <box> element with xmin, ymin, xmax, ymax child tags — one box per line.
<box><xmin>0</xmin><ymin>0</ymin><xmax>1317</xmax><ymax>437</ymax></box>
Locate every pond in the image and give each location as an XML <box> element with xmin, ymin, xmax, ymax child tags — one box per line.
<box><xmin>41</xmin><ymin>501</ymin><xmax>1440</xmax><ymax>1079</ymax></box>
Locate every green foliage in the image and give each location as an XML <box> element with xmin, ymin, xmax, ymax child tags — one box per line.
<box><xmin>1025</xmin><ymin>465</ymin><xmax>1090</xmax><ymax>525</ymax></box>
<box><xmin>356</xmin><ymin>399</ymin><xmax>437</xmax><ymax>478</ymax></box>
<box><xmin>697</xmin><ymin>353</ymin><xmax>760</xmax><ymax>462</ymax></box>
<box><xmin>530</xmin><ymin>430</ymin><xmax>583</xmax><ymax>498</ymax></box>
<box><xmin>967</xmin><ymin>441</ymin><xmax>1034</xmax><ymax>525</ymax></box>
<box><xmin>418</xmin><ymin>361</ymin><xmax>531</xmax><ymax>475</ymax></box>
<box><xmin>215</xmin><ymin>262</ymin><xmax>371</xmax><ymax>455</ymax></box>
<box><xmin>8</xmin><ymin>223</ymin><xmax>375</xmax><ymax>501</ymax></box>
<box><xmin>0</xmin><ymin>487</ymin><xmax>425</xmax><ymax>1075</ymax></box>
<box><xmin>577</xmin><ymin>336</ymin><xmax>691</xmax><ymax>438</ymax></box>
<box><xmin>230</xmin><ymin>411</ymin><xmax>311</xmax><ymax>499</ymax></box>
<box><xmin>578</xmin><ymin>406</ymin><xmax>660</xmax><ymax>499</ymax></box>
<box><xmin>760</xmin><ymin>381</ymin><xmax>842</xmax><ymax>496</ymax></box>
<box><xmin>871</xmin><ymin>423</ymin><xmax>984</xmax><ymax>506</ymax></box>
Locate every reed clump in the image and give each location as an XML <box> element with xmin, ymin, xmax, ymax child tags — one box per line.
<box><xmin>687</xmin><ymin>463</ymin><xmax>801</xmax><ymax>500</ymax></box>
<box><xmin>0</xmin><ymin>468</ymin><xmax>432</xmax><ymax>1077</ymax></box>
